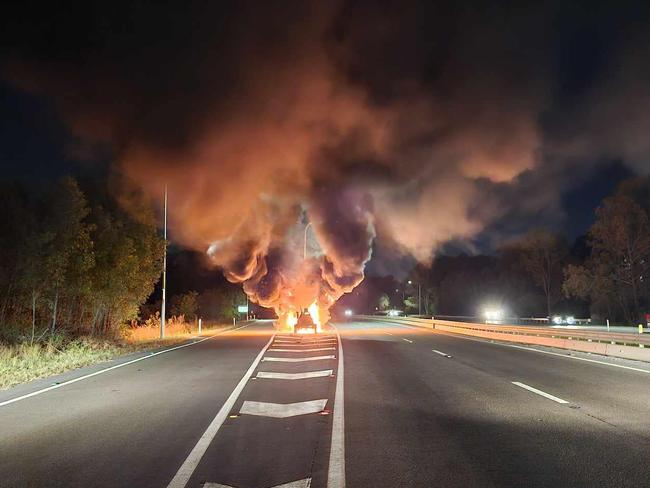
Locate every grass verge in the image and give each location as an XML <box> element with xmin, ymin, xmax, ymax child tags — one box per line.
<box><xmin>0</xmin><ymin>322</ymin><xmax>231</xmax><ymax>390</ymax></box>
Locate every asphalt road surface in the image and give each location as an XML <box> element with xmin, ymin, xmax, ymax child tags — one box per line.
<box><xmin>2</xmin><ymin>319</ymin><xmax>650</xmax><ymax>487</ymax></box>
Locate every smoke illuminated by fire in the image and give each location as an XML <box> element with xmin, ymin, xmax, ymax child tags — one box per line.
<box><xmin>208</xmin><ymin>201</ymin><xmax>374</xmax><ymax>331</ymax></box>
<box><xmin>8</xmin><ymin>1</ymin><xmax>650</xmax><ymax>323</ymax></box>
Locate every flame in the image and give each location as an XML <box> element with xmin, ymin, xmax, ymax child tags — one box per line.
<box><xmin>296</xmin><ymin>327</ymin><xmax>316</xmax><ymax>335</ymax></box>
<box><xmin>308</xmin><ymin>300</ymin><xmax>322</xmax><ymax>333</ymax></box>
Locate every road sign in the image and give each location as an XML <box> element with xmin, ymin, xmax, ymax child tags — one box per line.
<box><xmin>237</xmin><ymin>305</ymin><xmax>248</xmax><ymax>313</ymax></box>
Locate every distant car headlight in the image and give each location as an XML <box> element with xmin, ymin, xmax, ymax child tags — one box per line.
<box><xmin>565</xmin><ymin>316</ymin><xmax>575</xmax><ymax>325</ymax></box>
<box><xmin>344</xmin><ymin>309</ymin><xmax>353</xmax><ymax>316</ymax></box>
<box><xmin>552</xmin><ymin>316</ymin><xmax>563</xmax><ymax>325</ymax></box>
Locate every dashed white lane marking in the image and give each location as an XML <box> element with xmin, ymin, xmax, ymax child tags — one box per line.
<box><xmin>268</xmin><ymin>347</ymin><xmax>335</xmax><ymax>352</ymax></box>
<box><xmin>432</xmin><ymin>349</ymin><xmax>452</xmax><ymax>358</ymax></box>
<box><xmin>402</xmin><ymin>338</ymin><xmax>413</xmax><ymax>343</ymax></box>
<box><xmin>166</xmin><ymin>334</ymin><xmax>275</xmax><ymax>488</ymax></box>
<box><xmin>327</xmin><ymin>326</ymin><xmax>345</xmax><ymax>488</ymax></box>
<box><xmin>393</xmin><ymin>320</ymin><xmax>650</xmax><ymax>375</ymax></box>
<box><xmin>383</xmin><ymin>332</ymin><xmax>394</xmax><ymax>336</ymax></box>
<box><xmin>256</xmin><ymin>370</ymin><xmax>333</xmax><ymax>380</ymax></box>
<box><xmin>511</xmin><ymin>381</ymin><xmax>569</xmax><ymax>404</ymax></box>
<box><xmin>0</xmin><ymin>323</ymin><xmax>257</xmax><ymax>409</ymax></box>
<box><xmin>262</xmin><ymin>355</ymin><xmax>335</xmax><ymax>362</ymax></box>
<box><xmin>203</xmin><ymin>478</ymin><xmax>311</xmax><ymax>488</ymax></box>
<box><xmin>240</xmin><ymin>399</ymin><xmax>327</xmax><ymax>418</ymax></box>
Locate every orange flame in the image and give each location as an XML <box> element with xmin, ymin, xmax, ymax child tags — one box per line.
<box><xmin>308</xmin><ymin>300</ymin><xmax>322</xmax><ymax>333</ymax></box>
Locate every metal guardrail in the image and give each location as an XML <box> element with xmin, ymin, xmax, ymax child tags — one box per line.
<box><xmin>352</xmin><ymin>315</ymin><xmax>650</xmax><ymax>363</ymax></box>
<box><xmin>355</xmin><ymin>315</ymin><xmax>650</xmax><ymax>347</ymax></box>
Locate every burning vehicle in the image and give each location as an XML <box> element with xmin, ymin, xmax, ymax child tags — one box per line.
<box><xmin>294</xmin><ymin>308</ymin><xmax>317</xmax><ymax>334</ymax></box>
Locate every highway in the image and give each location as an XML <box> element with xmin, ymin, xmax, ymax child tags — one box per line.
<box><xmin>2</xmin><ymin>319</ymin><xmax>650</xmax><ymax>487</ymax></box>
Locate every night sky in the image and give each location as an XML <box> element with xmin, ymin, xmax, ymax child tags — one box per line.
<box><xmin>1</xmin><ymin>1</ymin><xmax>649</xmax><ymax>269</ymax></box>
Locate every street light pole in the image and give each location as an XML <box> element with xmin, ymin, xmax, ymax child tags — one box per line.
<box><xmin>160</xmin><ymin>184</ymin><xmax>167</xmax><ymax>339</ymax></box>
<box><xmin>303</xmin><ymin>221</ymin><xmax>313</xmax><ymax>260</ymax></box>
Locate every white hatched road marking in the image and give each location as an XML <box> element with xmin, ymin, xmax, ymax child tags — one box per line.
<box><xmin>166</xmin><ymin>334</ymin><xmax>275</xmax><ymax>488</ymax></box>
<box><xmin>262</xmin><ymin>355</ymin><xmax>335</xmax><ymax>363</ymax></box>
<box><xmin>402</xmin><ymin>338</ymin><xmax>413</xmax><ymax>343</ymax></box>
<box><xmin>511</xmin><ymin>381</ymin><xmax>569</xmax><ymax>404</ymax></box>
<box><xmin>203</xmin><ymin>478</ymin><xmax>311</xmax><ymax>488</ymax></box>
<box><xmin>432</xmin><ymin>349</ymin><xmax>452</xmax><ymax>358</ymax></box>
<box><xmin>256</xmin><ymin>370</ymin><xmax>333</xmax><ymax>380</ymax></box>
<box><xmin>327</xmin><ymin>326</ymin><xmax>345</xmax><ymax>488</ymax></box>
<box><xmin>0</xmin><ymin>322</ymin><xmax>257</xmax><ymax>409</ymax></box>
<box><xmin>268</xmin><ymin>347</ymin><xmax>335</xmax><ymax>352</ymax></box>
<box><xmin>274</xmin><ymin>343</ymin><xmax>335</xmax><ymax>347</ymax></box>
<box><xmin>240</xmin><ymin>399</ymin><xmax>327</xmax><ymax>418</ymax></box>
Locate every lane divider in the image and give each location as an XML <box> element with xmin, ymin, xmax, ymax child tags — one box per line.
<box><xmin>327</xmin><ymin>326</ymin><xmax>346</xmax><ymax>488</ymax></box>
<box><xmin>511</xmin><ymin>381</ymin><xmax>569</xmax><ymax>404</ymax></box>
<box><xmin>166</xmin><ymin>334</ymin><xmax>276</xmax><ymax>488</ymax></box>
<box><xmin>402</xmin><ymin>338</ymin><xmax>413</xmax><ymax>344</ymax></box>
<box><xmin>432</xmin><ymin>349</ymin><xmax>452</xmax><ymax>358</ymax></box>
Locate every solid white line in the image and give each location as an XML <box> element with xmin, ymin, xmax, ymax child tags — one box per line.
<box><xmin>432</xmin><ymin>349</ymin><xmax>451</xmax><ymax>358</ymax></box>
<box><xmin>0</xmin><ymin>323</ymin><xmax>256</xmax><ymax>409</ymax></box>
<box><xmin>240</xmin><ymin>399</ymin><xmax>327</xmax><ymax>418</ymax></box>
<box><xmin>390</xmin><ymin>320</ymin><xmax>650</xmax><ymax>375</ymax></box>
<box><xmin>402</xmin><ymin>338</ymin><xmax>413</xmax><ymax>343</ymax></box>
<box><xmin>327</xmin><ymin>326</ymin><xmax>345</xmax><ymax>488</ymax></box>
<box><xmin>166</xmin><ymin>334</ymin><xmax>275</xmax><ymax>488</ymax></box>
<box><xmin>262</xmin><ymin>355</ymin><xmax>335</xmax><ymax>362</ymax></box>
<box><xmin>501</xmin><ymin>343</ymin><xmax>650</xmax><ymax>374</ymax></box>
<box><xmin>511</xmin><ymin>381</ymin><xmax>569</xmax><ymax>404</ymax></box>
<box><xmin>268</xmin><ymin>347</ymin><xmax>335</xmax><ymax>352</ymax></box>
<box><xmin>256</xmin><ymin>370</ymin><xmax>333</xmax><ymax>380</ymax></box>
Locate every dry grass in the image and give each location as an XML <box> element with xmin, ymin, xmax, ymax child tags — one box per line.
<box><xmin>0</xmin><ymin>339</ymin><xmax>129</xmax><ymax>390</ymax></box>
<box><xmin>0</xmin><ymin>319</ymin><xmax>232</xmax><ymax>390</ymax></box>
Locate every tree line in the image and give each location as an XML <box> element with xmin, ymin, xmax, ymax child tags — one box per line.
<box><xmin>348</xmin><ymin>177</ymin><xmax>650</xmax><ymax>325</ymax></box>
<box><xmin>0</xmin><ymin>177</ymin><xmax>164</xmax><ymax>343</ymax></box>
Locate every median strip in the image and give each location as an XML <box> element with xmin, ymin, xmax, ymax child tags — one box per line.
<box><xmin>511</xmin><ymin>381</ymin><xmax>569</xmax><ymax>404</ymax></box>
<box><xmin>166</xmin><ymin>333</ymin><xmax>275</xmax><ymax>488</ymax></box>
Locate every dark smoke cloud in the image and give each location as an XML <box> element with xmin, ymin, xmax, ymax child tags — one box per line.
<box><xmin>2</xmin><ymin>0</ymin><xmax>650</xmax><ymax>313</ymax></box>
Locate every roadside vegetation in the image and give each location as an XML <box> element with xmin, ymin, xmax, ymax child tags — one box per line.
<box><xmin>354</xmin><ymin>177</ymin><xmax>650</xmax><ymax>326</ymax></box>
<box><xmin>0</xmin><ymin>177</ymin><xmax>247</xmax><ymax>389</ymax></box>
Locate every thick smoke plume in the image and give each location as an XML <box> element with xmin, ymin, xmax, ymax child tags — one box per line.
<box><xmin>2</xmin><ymin>1</ymin><xmax>650</xmax><ymax>318</ymax></box>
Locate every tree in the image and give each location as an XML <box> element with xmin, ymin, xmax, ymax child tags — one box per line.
<box><xmin>588</xmin><ymin>194</ymin><xmax>650</xmax><ymax>324</ymax></box>
<box><xmin>377</xmin><ymin>293</ymin><xmax>390</xmax><ymax>311</ymax></box>
<box><xmin>198</xmin><ymin>287</ymin><xmax>246</xmax><ymax>321</ymax></box>
<box><xmin>88</xmin><ymin>203</ymin><xmax>164</xmax><ymax>334</ymax></box>
<box><xmin>171</xmin><ymin>291</ymin><xmax>199</xmax><ymax>320</ymax></box>
<box><xmin>40</xmin><ymin>178</ymin><xmax>94</xmax><ymax>335</ymax></box>
<box><xmin>508</xmin><ymin>230</ymin><xmax>567</xmax><ymax>317</ymax></box>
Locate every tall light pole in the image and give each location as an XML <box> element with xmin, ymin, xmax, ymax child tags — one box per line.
<box><xmin>303</xmin><ymin>221</ymin><xmax>313</xmax><ymax>260</ymax></box>
<box><xmin>408</xmin><ymin>280</ymin><xmax>421</xmax><ymax>316</ymax></box>
<box><xmin>160</xmin><ymin>184</ymin><xmax>168</xmax><ymax>339</ymax></box>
